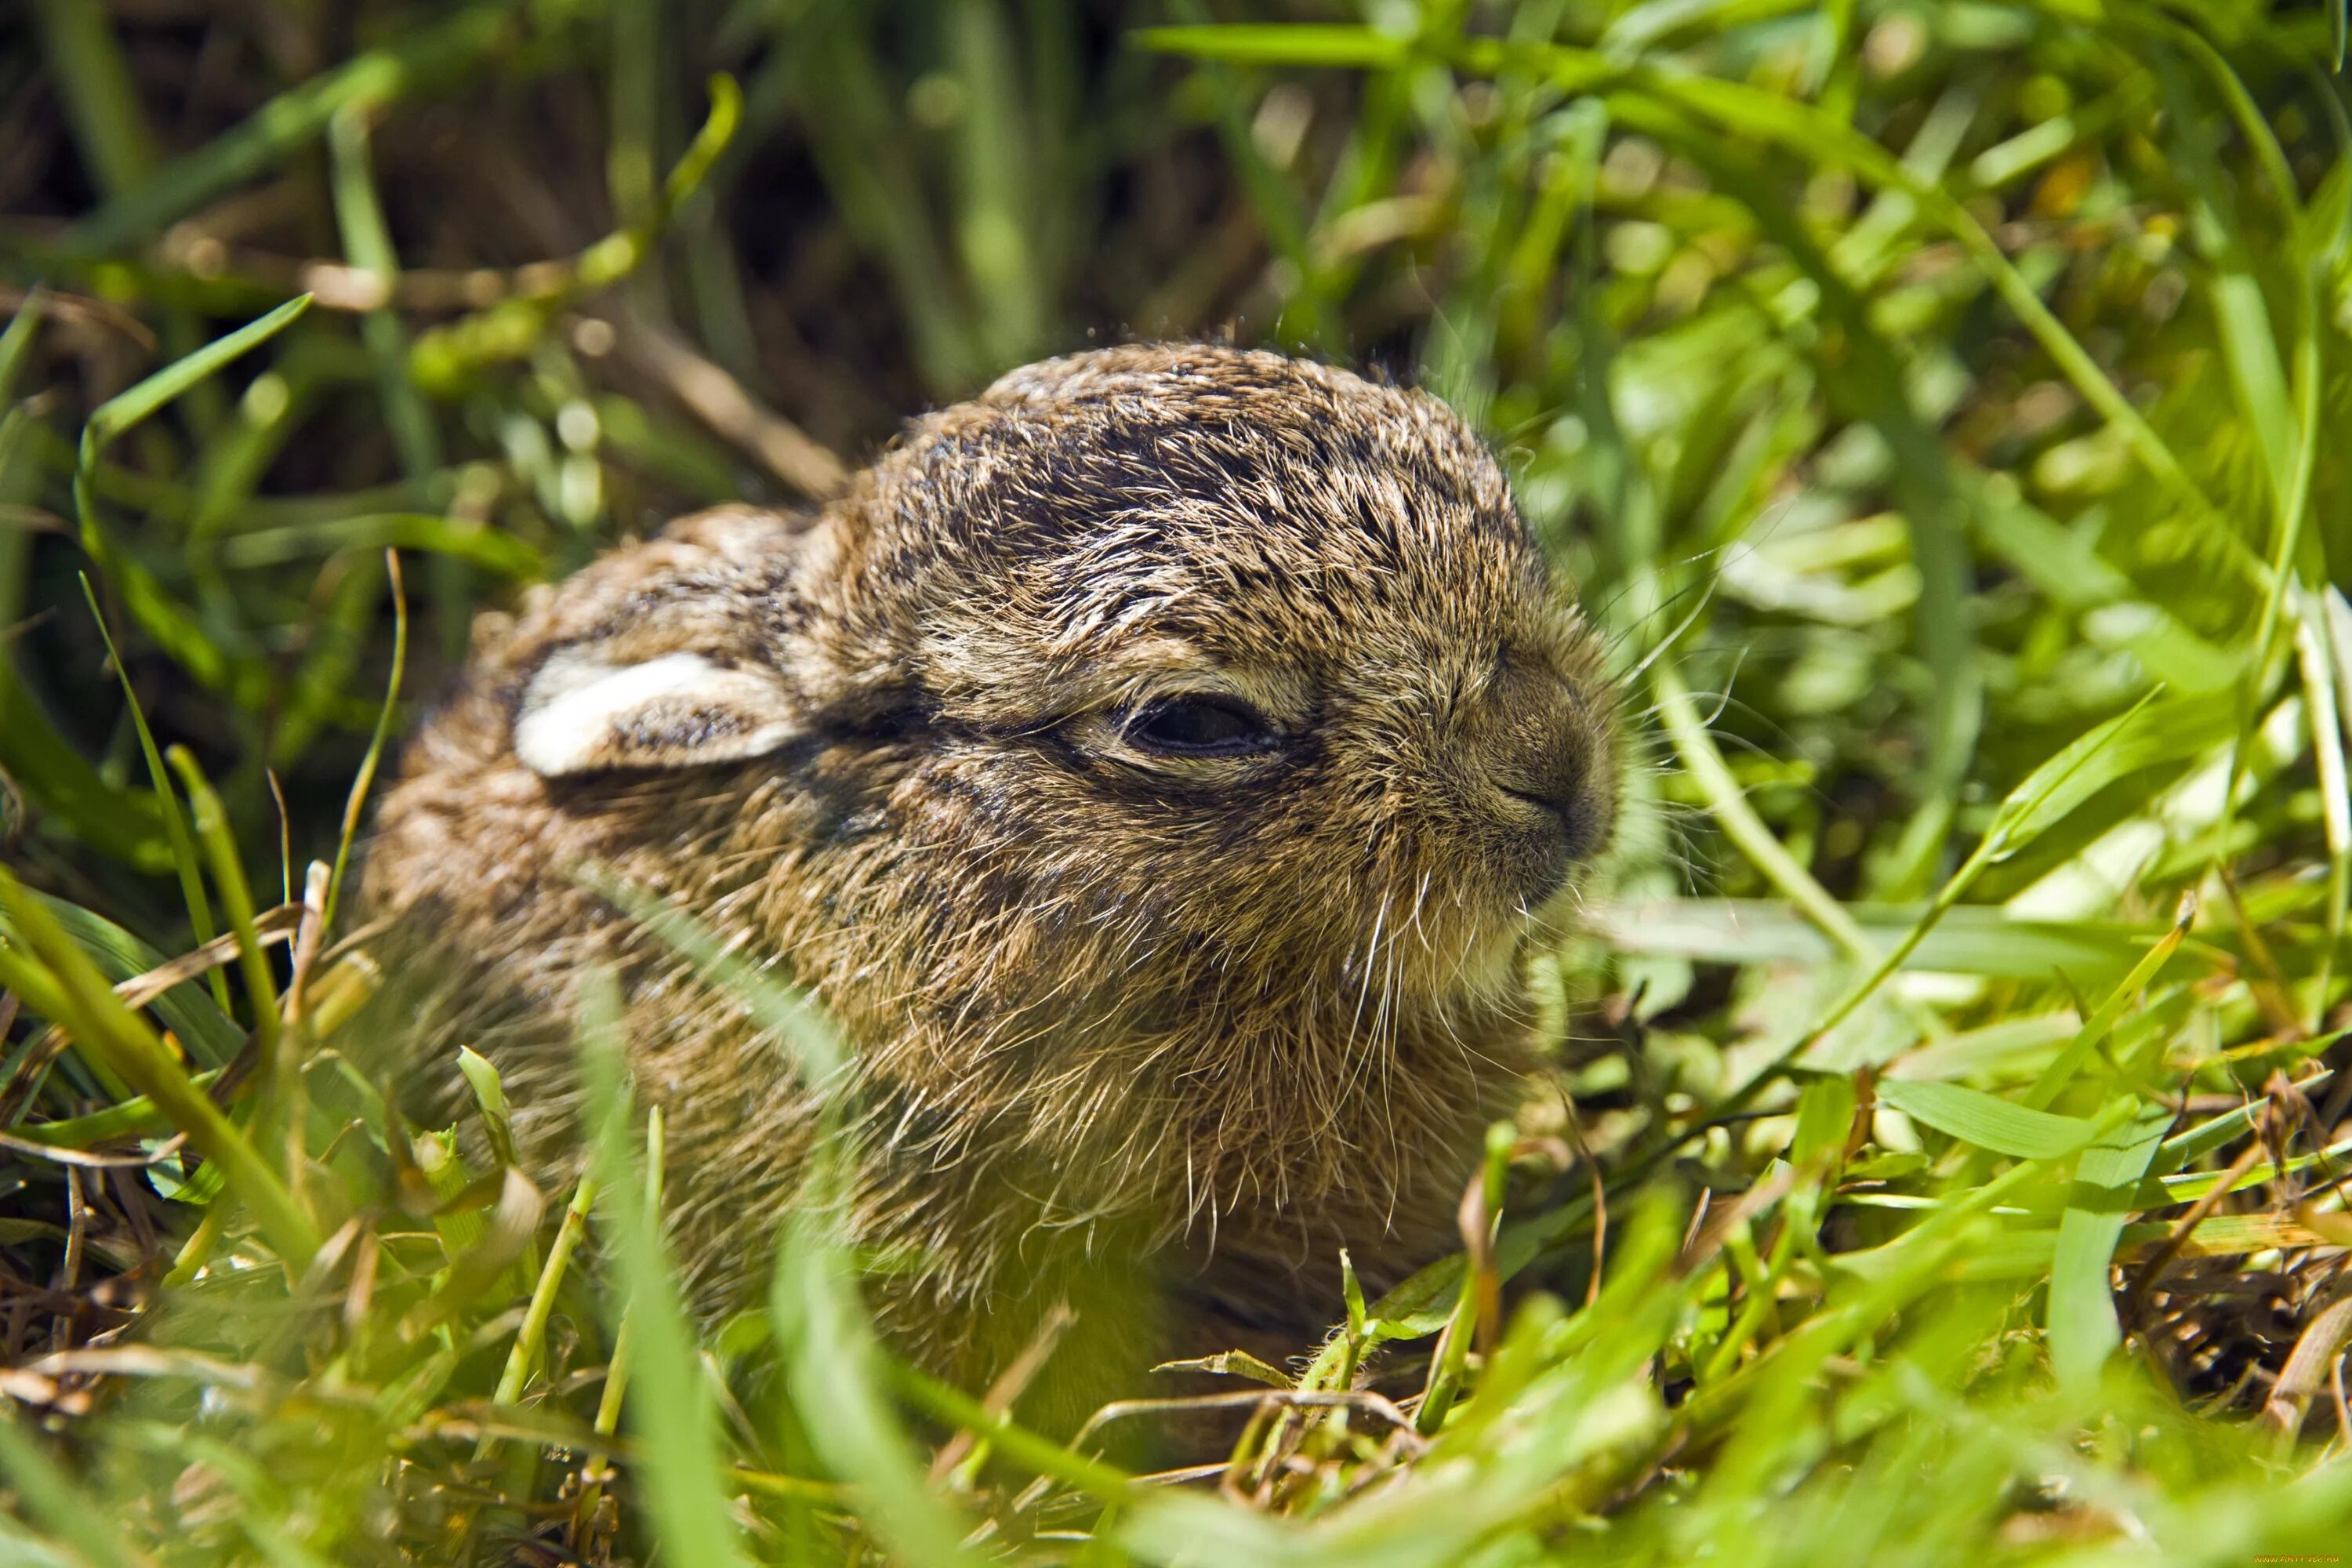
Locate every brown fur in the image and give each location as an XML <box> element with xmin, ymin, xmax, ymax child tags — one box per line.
<box><xmin>363</xmin><ymin>345</ymin><xmax>1617</xmax><ymax>1415</ymax></box>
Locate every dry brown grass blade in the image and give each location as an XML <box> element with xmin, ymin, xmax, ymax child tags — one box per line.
<box><xmin>602</xmin><ymin>307</ymin><xmax>849</xmax><ymax>500</ymax></box>
<box><xmin>2265</xmin><ymin>1272</ymin><xmax>2352</xmax><ymax>1450</ymax></box>
<box><xmin>1675</xmin><ymin>1167</ymin><xmax>1795</xmax><ymax>1279</ymax></box>
<box><xmin>281</xmin><ymin>862</ymin><xmax>329</xmax><ymax>1029</ymax></box>
<box><xmin>2125</xmin><ymin>1137</ymin><xmax>2269</xmax><ymax>1331</ymax></box>
<box><xmin>0</xmin><ymin>1129</ymin><xmax>186</xmax><ymax>1169</ymax></box>
<box><xmin>21</xmin><ymin>1344</ymin><xmax>264</xmax><ymax>1390</ymax></box>
<box><xmin>1558</xmin><ymin>1092</ymin><xmax>1611</xmax><ymax>1308</ymax></box>
<box><xmin>111</xmin><ymin>904</ymin><xmax>303</xmax><ymax>1014</ymax></box>
<box><xmin>0</xmin><ymin>905</ymin><xmax>300</xmax><ymax>1128</ymax></box>
<box><xmin>1070</xmin><ymin>1387</ymin><xmax>1428</xmax><ymax>1456</ymax></box>
<box><xmin>1458</xmin><ymin>1157</ymin><xmax>1503</xmax><ymax>1363</ymax></box>
<box><xmin>927</xmin><ymin>1301</ymin><xmax>1078</xmax><ymax>1483</ymax></box>
<box><xmin>1152</xmin><ymin>1348</ymin><xmax>1295</xmax><ymax>1388</ymax></box>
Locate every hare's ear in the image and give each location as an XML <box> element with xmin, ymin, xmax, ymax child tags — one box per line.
<box><xmin>514</xmin><ymin>649</ymin><xmax>801</xmax><ymax>778</ymax></box>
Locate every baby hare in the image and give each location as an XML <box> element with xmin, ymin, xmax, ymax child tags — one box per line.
<box><xmin>365</xmin><ymin>344</ymin><xmax>1617</xmax><ymax>1413</ymax></box>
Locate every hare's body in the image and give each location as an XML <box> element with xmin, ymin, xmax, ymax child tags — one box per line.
<box><xmin>367</xmin><ymin>347</ymin><xmax>1615</xmax><ymax>1410</ymax></box>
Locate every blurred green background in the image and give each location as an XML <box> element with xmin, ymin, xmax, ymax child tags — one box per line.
<box><xmin>1</xmin><ymin>2</ymin><xmax>2350</xmax><ymax>1564</ymax></box>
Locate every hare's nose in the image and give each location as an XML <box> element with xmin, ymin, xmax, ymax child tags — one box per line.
<box><xmin>1483</xmin><ymin>677</ymin><xmax>1602</xmax><ymax>861</ymax></box>
<box><xmin>1495</xmin><ymin>750</ymin><xmax>1600</xmax><ymax>861</ymax></box>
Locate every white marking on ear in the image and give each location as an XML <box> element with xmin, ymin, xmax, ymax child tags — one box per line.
<box><xmin>514</xmin><ymin>651</ymin><xmax>801</xmax><ymax>778</ymax></box>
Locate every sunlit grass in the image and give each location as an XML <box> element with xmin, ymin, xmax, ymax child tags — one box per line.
<box><xmin>0</xmin><ymin>1</ymin><xmax>2349</xmax><ymax>1563</ymax></box>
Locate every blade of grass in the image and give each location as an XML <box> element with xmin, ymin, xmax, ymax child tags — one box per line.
<box><xmin>82</xmin><ymin>299</ymin><xmax>311</xmax><ymax>453</ymax></box>
<box><xmin>949</xmin><ymin>0</ymin><xmax>1050</xmax><ymax>368</ymax></box>
<box><xmin>326</xmin><ymin>101</ymin><xmax>452</xmax><ymax>660</ymax></box>
<box><xmin>604</xmin><ymin>0</ymin><xmax>665</xmax><ymax>251</ymax></box>
<box><xmin>214</xmin><ymin>513</ymin><xmax>541</xmax><ymax>575</ymax></box>
<box><xmin>0</xmin><ymin>868</ymin><xmax>317</xmax><ymax>1269</ymax></box>
<box><xmin>480</xmin><ymin>1169</ymin><xmax>597</xmax><ymax>1460</ymax></box>
<box><xmin>78</xmin><ymin>577</ymin><xmax>226</xmax><ymax>1011</ymax></box>
<box><xmin>0</xmin><ymin>290</ymin><xmax>47</xmax><ymax>402</ymax></box>
<box><xmin>756</xmin><ymin>19</ymin><xmax>980</xmax><ymax>392</ymax></box>
<box><xmin>572</xmin><ymin>1105</ymin><xmax>661</xmax><ymax>1552</ymax></box>
<box><xmin>1137</xmin><ymin>24</ymin><xmax>1413</xmax><ymax>69</ymax></box>
<box><xmin>31</xmin><ymin>0</ymin><xmax>159</xmax><ymax>198</ymax></box>
<box><xmin>1153</xmin><ymin>4</ymin><xmax>1348</xmax><ymax>354</ymax></box>
<box><xmin>580</xmin><ymin>866</ymin><xmax>845</xmax><ymax>1087</ymax></box>
<box><xmin>2047</xmin><ymin>1100</ymin><xmax>2172</xmax><ymax>1390</ymax></box>
<box><xmin>1419</xmin><ymin>1123</ymin><xmax>1513</xmax><ymax>1434</ymax></box>
<box><xmin>456</xmin><ymin>1046</ymin><xmax>521</xmax><ymax>1171</ymax></box>
<box><xmin>73</xmin><ymin>297</ymin><xmax>311</xmax><ymax>697</ymax></box>
<box><xmin>1651</xmin><ymin>660</ymin><xmax>1875</xmax><ymax>965</ymax></box>
<box><xmin>407</xmin><ymin>74</ymin><xmax>740</xmax><ymax>391</ymax></box>
<box><xmin>323</xmin><ymin>550</ymin><xmax>405</xmax><ymax>931</ymax></box>
<box><xmin>0</xmin><ymin>1408</ymin><xmax>152</xmax><ymax>1568</ymax></box>
<box><xmin>0</xmin><ymin>681</ymin><xmax>171</xmax><ymax>869</ymax></box>
<box><xmin>2294</xmin><ymin>593</ymin><xmax>2350</xmax><ymax>1025</ymax></box>
<box><xmin>1801</xmin><ymin>688</ymin><xmax>2175</xmax><ymax>1047</ymax></box>
<box><xmin>162</xmin><ymin>749</ymin><xmax>280</xmax><ymax>1078</ymax></box>
<box><xmin>891</xmin><ymin>1362</ymin><xmax>1138</xmax><ymax>1503</ymax></box>
<box><xmin>578</xmin><ymin>967</ymin><xmax>753</xmax><ymax>1568</ymax></box>
<box><xmin>2021</xmin><ymin>902</ymin><xmax>2194</xmax><ymax>1112</ymax></box>
<box><xmin>1601</xmin><ymin>898</ymin><xmax>2179</xmax><ymax>981</ymax></box>
<box><xmin>61</xmin><ymin>4</ymin><xmax>521</xmax><ymax>256</ymax></box>
<box><xmin>2150</xmin><ymin>23</ymin><xmax>2328</xmax><ymax>918</ymax></box>
<box><xmin>1621</xmin><ymin>92</ymin><xmax>1981</xmax><ymax>902</ymax></box>
<box><xmin>20</xmin><ymin>888</ymin><xmax>243</xmax><ymax>1068</ymax></box>
<box><xmin>1874</xmin><ymin>1080</ymin><xmax>2100</xmax><ymax>1161</ymax></box>
<box><xmin>768</xmin><ymin>1203</ymin><xmax>984</xmax><ymax>1567</ymax></box>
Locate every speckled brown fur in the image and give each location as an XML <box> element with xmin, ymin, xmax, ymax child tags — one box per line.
<box><xmin>363</xmin><ymin>345</ymin><xmax>1617</xmax><ymax>1419</ymax></box>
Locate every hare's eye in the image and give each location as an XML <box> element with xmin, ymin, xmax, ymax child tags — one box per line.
<box><xmin>1124</xmin><ymin>695</ymin><xmax>1275</xmax><ymax>757</ymax></box>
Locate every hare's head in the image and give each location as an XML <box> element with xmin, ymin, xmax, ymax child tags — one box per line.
<box><xmin>509</xmin><ymin>346</ymin><xmax>1614</xmax><ymax>1011</ymax></box>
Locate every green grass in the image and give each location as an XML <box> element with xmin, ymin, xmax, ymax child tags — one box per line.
<box><xmin>1</xmin><ymin>1</ymin><xmax>2350</xmax><ymax>1563</ymax></box>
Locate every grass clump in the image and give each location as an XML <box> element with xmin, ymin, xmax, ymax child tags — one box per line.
<box><xmin>0</xmin><ymin>1</ymin><xmax>2349</xmax><ymax>1563</ymax></box>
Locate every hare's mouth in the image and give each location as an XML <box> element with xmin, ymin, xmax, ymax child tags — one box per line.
<box><xmin>1486</xmin><ymin>783</ymin><xmax>1604</xmax><ymax>914</ymax></box>
<box><xmin>1501</xmin><ymin>787</ymin><xmax>1606</xmax><ymax>887</ymax></box>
